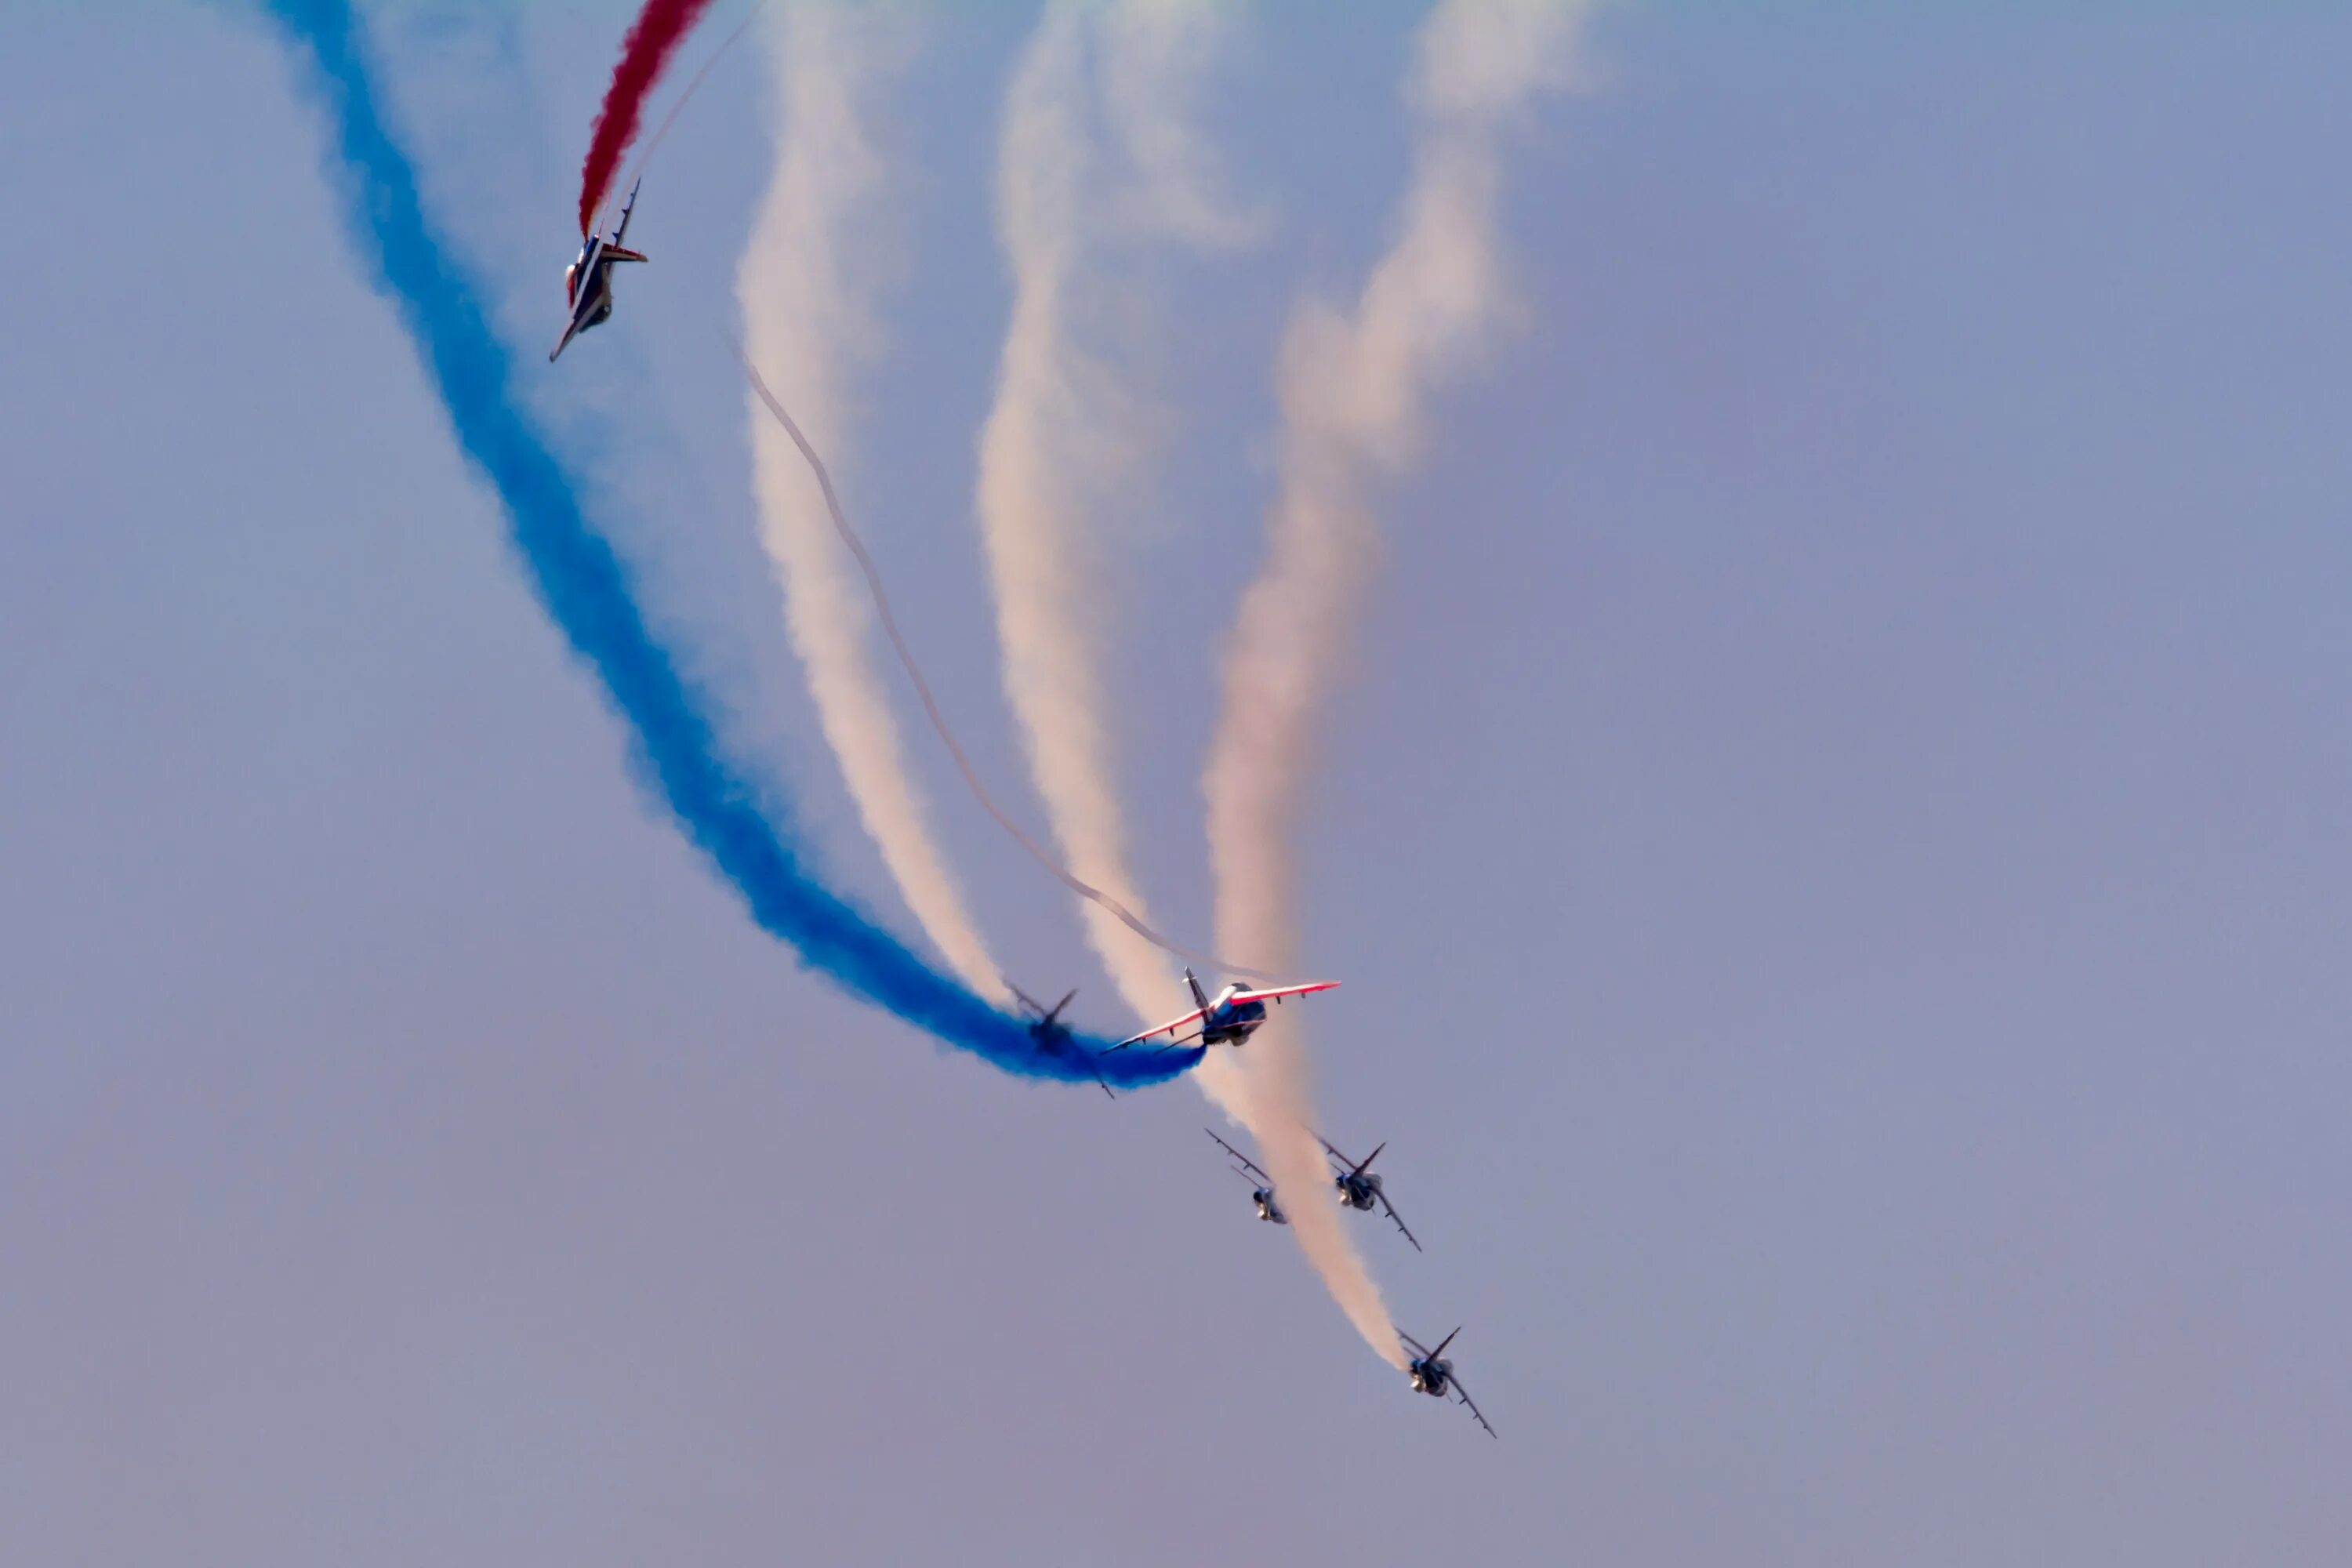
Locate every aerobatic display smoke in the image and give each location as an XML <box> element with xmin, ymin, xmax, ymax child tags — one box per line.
<box><xmin>975</xmin><ymin>0</ymin><xmax>1402</xmax><ymax>1368</ymax></box>
<box><xmin>979</xmin><ymin>0</ymin><xmax>1395</xmax><ymax>1368</ymax></box>
<box><xmin>741</xmin><ymin>358</ymin><xmax>1277</xmax><ymax>1004</ymax></box>
<box><xmin>1208</xmin><ymin>0</ymin><xmax>1593</xmax><ymax>1363</ymax></box>
<box><xmin>735</xmin><ymin>5</ymin><xmax>1006</xmax><ymax>1001</ymax></box>
<box><xmin>735</xmin><ymin>6</ymin><xmax>1265</xmax><ymax>1004</ymax></box>
<box><xmin>977</xmin><ymin>0</ymin><xmax>1256</xmax><ymax>1116</ymax></box>
<box><xmin>978</xmin><ymin>1</ymin><xmax>1172</xmax><ymax>1031</ymax></box>
<box><xmin>260</xmin><ymin>0</ymin><xmax>1198</xmax><ymax>1094</ymax></box>
<box><xmin>578</xmin><ymin>0</ymin><xmax>720</xmax><ymax>236</ymax></box>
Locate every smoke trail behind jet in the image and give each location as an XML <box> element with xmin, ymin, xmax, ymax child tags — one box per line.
<box><xmin>975</xmin><ymin>1</ymin><xmax>1398</xmax><ymax>1369</ymax></box>
<box><xmin>579</xmin><ymin>0</ymin><xmax>720</xmax><ymax>235</ymax></box>
<box><xmin>262</xmin><ymin>0</ymin><xmax>1199</xmax><ymax>1093</ymax></box>
<box><xmin>1208</xmin><ymin>0</ymin><xmax>1595</xmax><ymax>1367</ymax></box>
<box><xmin>976</xmin><ymin>0</ymin><xmax>1258</xmax><ymax>1129</ymax></box>
<box><xmin>742</xmin><ymin>356</ymin><xmax>1283</xmax><ymax>998</ymax></box>
<box><xmin>1211</xmin><ymin>0</ymin><xmax>1588</xmax><ymax>962</ymax></box>
<box><xmin>737</xmin><ymin>5</ymin><xmax>1007</xmax><ymax>1002</ymax></box>
<box><xmin>978</xmin><ymin>0</ymin><xmax>1163</xmax><ymax>1030</ymax></box>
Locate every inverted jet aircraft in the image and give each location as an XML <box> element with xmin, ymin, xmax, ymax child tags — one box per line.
<box><xmin>1110</xmin><ymin>969</ymin><xmax>1338</xmax><ymax>1053</ymax></box>
<box><xmin>1319</xmin><ymin>1135</ymin><xmax>1421</xmax><ymax>1251</ymax></box>
<box><xmin>549</xmin><ymin>178</ymin><xmax>648</xmax><ymax>362</ymax></box>
<box><xmin>1010</xmin><ymin>982</ymin><xmax>1112</xmax><ymax>1098</ymax></box>
<box><xmin>1399</xmin><ymin>1327</ymin><xmax>1495</xmax><ymax>1437</ymax></box>
<box><xmin>1205</xmin><ymin>1129</ymin><xmax>1285</xmax><ymax>1225</ymax></box>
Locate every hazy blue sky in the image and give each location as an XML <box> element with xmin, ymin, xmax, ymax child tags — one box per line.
<box><xmin>5</xmin><ymin>3</ymin><xmax>2349</xmax><ymax>1564</ymax></box>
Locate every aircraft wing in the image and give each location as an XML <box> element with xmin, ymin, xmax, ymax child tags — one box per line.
<box><xmin>1450</xmin><ymin>1374</ymin><xmax>1497</xmax><ymax>1438</ymax></box>
<box><xmin>1398</xmin><ymin>1330</ymin><xmax>1433</xmax><ymax>1361</ymax></box>
<box><xmin>1112</xmin><ymin>1005</ymin><xmax>1210</xmax><ymax>1051</ymax></box>
<box><xmin>1377</xmin><ymin>1190</ymin><xmax>1423</xmax><ymax>1253</ymax></box>
<box><xmin>1317</xmin><ymin>1134</ymin><xmax>1353</xmax><ymax>1171</ymax></box>
<box><xmin>604</xmin><ymin>245</ymin><xmax>649</xmax><ymax>264</ymax></box>
<box><xmin>1231</xmin><ymin>981</ymin><xmax>1339</xmax><ymax>1006</ymax></box>
<box><xmin>547</xmin><ymin>317</ymin><xmax>581</xmax><ymax>363</ymax></box>
<box><xmin>1205</xmin><ymin>1128</ymin><xmax>1272</xmax><ymax>1185</ymax></box>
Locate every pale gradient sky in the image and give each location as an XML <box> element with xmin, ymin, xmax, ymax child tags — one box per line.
<box><xmin>4</xmin><ymin>3</ymin><xmax>2350</xmax><ymax>1564</ymax></box>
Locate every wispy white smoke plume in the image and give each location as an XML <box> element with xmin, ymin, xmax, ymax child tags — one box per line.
<box><xmin>739</xmin><ymin>3</ymin><xmax>1008</xmax><ymax>1002</ymax></box>
<box><xmin>975</xmin><ymin>0</ymin><xmax>1250</xmax><ymax>1105</ymax></box>
<box><xmin>1098</xmin><ymin>0</ymin><xmax>1265</xmax><ymax>249</ymax></box>
<box><xmin>1209</xmin><ymin>0</ymin><xmax>1595</xmax><ymax>1367</ymax></box>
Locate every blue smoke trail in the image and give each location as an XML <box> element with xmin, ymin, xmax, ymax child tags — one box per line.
<box><xmin>260</xmin><ymin>0</ymin><xmax>1197</xmax><ymax>1091</ymax></box>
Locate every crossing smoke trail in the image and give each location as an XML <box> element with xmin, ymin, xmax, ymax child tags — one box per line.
<box><xmin>740</xmin><ymin>357</ymin><xmax>1282</xmax><ymax>997</ymax></box>
<box><xmin>735</xmin><ymin>4</ymin><xmax>1007</xmax><ymax>1002</ymax></box>
<box><xmin>1208</xmin><ymin>0</ymin><xmax>1594</xmax><ymax>1361</ymax></box>
<box><xmin>579</xmin><ymin>0</ymin><xmax>719</xmax><ymax>236</ymax></box>
<box><xmin>976</xmin><ymin>0</ymin><xmax>1255</xmax><ymax>1117</ymax></box>
<box><xmin>259</xmin><ymin>0</ymin><xmax>1200</xmax><ymax>1093</ymax></box>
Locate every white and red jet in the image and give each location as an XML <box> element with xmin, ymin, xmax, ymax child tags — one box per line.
<box><xmin>1108</xmin><ymin>968</ymin><xmax>1338</xmax><ymax>1053</ymax></box>
<box><xmin>549</xmin><ymin>179</ymin><xmax>648</xmax><ymax>363</ymax></box>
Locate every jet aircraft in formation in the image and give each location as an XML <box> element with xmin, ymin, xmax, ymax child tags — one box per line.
<box><xmin>1400</xmin><ymin>1328</ymin><xmax>1495</xmax><ymax>1437</ymax></box>
<box><xmin>1201</xmin><ymin>1128</ymin><xmax>1422</xmax><ymax>1250</ymax></box>
<box><xmin>1203</xmin><ymin>1128</ymin><xmax>1483</xmax><ymax>1433</ymax></box>
<box><xmin>1319</xmin><ymin>1135</ymin><xmax>1421</xmax><ymax>1251</ymax></box>
<box><xmin>546</xmin><ymin>179</ymin><xmax>1486</xmax><ymax>1435</ymax></box>
<box><xmin>1008</xmin><ymin>982</ymin><xmax>1113</xmax><ymax>1098</ymax></box>
<box><xmin>1205</xmin><ymin>1129</ymin><xmax>1286</xmax><ymax>1224</ymax></box>
<box><xmin>549</xmin><ymin>179</ymin><xmax>648</xmax><ymax>362</ymax></box>
<box><xmin>1110</xmin><ymin>968</ymin><xmax>1338</xmax><ymax>1052</ymax></box>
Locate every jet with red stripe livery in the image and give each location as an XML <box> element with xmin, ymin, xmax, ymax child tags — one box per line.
<box><xmin>550</xmin><ymin>178</ymin><xmax>648</xmax><ymax>362</ymax></box>
<box><xmin>1107</xmin><ymin>968</ymin><xmax>1338</xmax><ymax>1053</ymax></box>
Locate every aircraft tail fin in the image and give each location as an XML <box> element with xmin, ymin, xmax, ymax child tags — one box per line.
<box><xmin>612</xmin><ymin>176</ymin><xmax>643</xmax><ymax>243</ymax></box>
<box><xmin>1185</xmin><ymin>968</ymin><xmax>1210</xmax><ymax>1011</ymax></box>
<box><xmin>1354</xmin><ymin>1142</ymin><xmax>1386</xmax><ymax>1177</ymax></box>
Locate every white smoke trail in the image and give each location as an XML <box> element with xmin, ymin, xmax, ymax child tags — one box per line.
<box><xmin>1098</xmin><ymin>0</ymin><xmax>1265</xmax><ymax>250</ymax></box>
<box><xmin>975</xmin><ymin>0</ymin><xmax>1251</xmax><ymax>1116</ymax></box>
<box><xmin>738</xmin><ymin>3</ymin><xmax>1008</xmax><ymax>1003</ymax></box>
<box><xmin>1208</xmin><ymin>0</ymin><xmax>1595</xmax><ymax>1367</ymax></box>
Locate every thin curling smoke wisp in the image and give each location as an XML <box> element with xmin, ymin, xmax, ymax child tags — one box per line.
<box><xmin>740</xmin><ymin>354</ymin><xmax>1275</xmax><ymax>985</ymax></box>
<box><xmin>578</xmin><ymin>0</ymin><xmax>719</xmax><ymax>236</ymax></box>
<box><xmin>261</xmin><ymin>0</ymin><xmax>1200</xmax><ymax>1094</ymax></box>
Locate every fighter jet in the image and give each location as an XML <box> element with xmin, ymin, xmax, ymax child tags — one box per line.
<box><xmin>1399</xmin><ymin>1327</ymin><xmax>1494</xmax><ymax>1437</ymax></box>
<box><xmin>1205</xmin><ymin>1129</ymin><xmax>1285</xmax><ymax>1225</ymax></box>
<box><xmin>549</xmin><ymin>179</ymin><xmax>648</xmax><ymax>362</ymax></box>
<box><xmin>1010</xmin><ymin>982</ymin><xmax>1112</xmax><ymax>1098</ymax></box>
<box><xmin>1320</xmin><ymin>1135</ymin><xmax>1421</xmax><ymax>1251</ymax></box>
<box><xmin>1109</xmin><ymin>969</ymin><xmax>1338</xmax><ymax>1053</ymax></box>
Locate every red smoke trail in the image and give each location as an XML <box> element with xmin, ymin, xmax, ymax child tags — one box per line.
<box><xmin>579</xmin><ymin>0</ymin><xmax>719</xmax><ymax>236</ymax></box>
